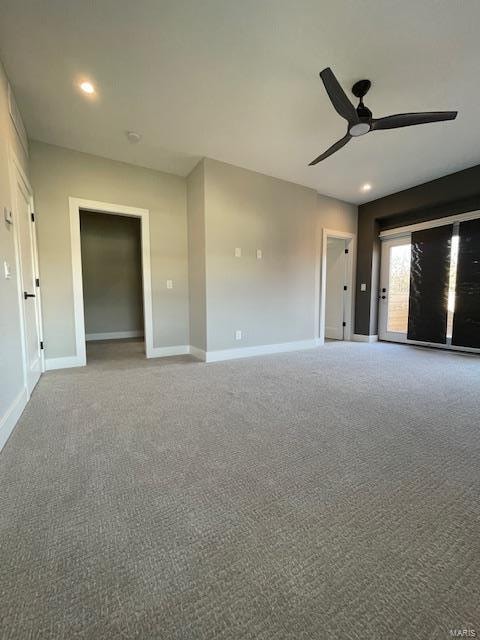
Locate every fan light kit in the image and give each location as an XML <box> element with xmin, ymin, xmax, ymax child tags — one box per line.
<box><xmin>309</xmin><ymin>67</ymin><xmax>458</xmax><ymax>165</ymax></box>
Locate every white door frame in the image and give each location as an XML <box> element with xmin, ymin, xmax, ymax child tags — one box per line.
<box><xmin>8</xmin><ymin>147</ymin><xmax>45</xmax><ymax>391</ymax></box>
<box><xmin>318</xmin><ymin>228</ymin><xmax>356</xmax><ymax>344</ymax></box>
<box><xmin>69</xmin><ymin>198</ymin><xmax>154</xmax><ymax>365</ymax></box>
<box><xmin>378</xmin><ymin>235</ymin><xmax>412</xmax><ymax>344</ymax></box>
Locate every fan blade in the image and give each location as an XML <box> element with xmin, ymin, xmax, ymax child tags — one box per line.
<box><xmin>320</xmin><ymin>67</ymin><xmax>359</xmax><ymax>124</ymax></box>
<box><xmin>371</xmin><ymin>111</ymin><xmax>457</xmax><ymax>130</ymax></box>
<box><xmin>309</xmin><ymin>134</ymin><xmax>351</xmax><ymax>165</ymax></box>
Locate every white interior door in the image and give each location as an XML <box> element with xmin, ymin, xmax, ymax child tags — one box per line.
<box><xmin>325</xmin><ymin>237</ymin><xmax>346</xmax><ymax>340</ymax></box>
<box><xmin>15</xmin><ymin>174</ymin><xmax>42</xmax><ymax>393</ymax></box>
<box><xmin>379</xmin><ymin>236</ymin><xmax>412</xmax><ymax>343</ymax></box>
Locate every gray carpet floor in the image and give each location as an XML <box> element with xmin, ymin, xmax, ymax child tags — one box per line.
<box><xmin>1</xmin><ymin>339</ymin><xmax>479</xmax><ymax>639</ymax></box>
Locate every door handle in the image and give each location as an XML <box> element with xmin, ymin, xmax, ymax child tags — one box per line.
<box><xmin>24</xmin><ymin>291</ymin><xmax>36</xmax><ymax>299</ymax></box>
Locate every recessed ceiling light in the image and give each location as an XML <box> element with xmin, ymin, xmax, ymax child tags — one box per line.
<box><xmin>361</xmin><ymin>183</ymin><xmax>372</xmax><ymax>192</ymax></box>
<box><xmin>79</xmin><ymin>81</ymin><xmax>95</xmax><ymax>94</ymax></box>
<box><xmin>126</xmin><ymin>131</ymin><xmax>142</xmax><ymax>144</ymax></box>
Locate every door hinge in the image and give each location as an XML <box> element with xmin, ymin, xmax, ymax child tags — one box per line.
<box><xmin>345</xmin><ymin>248</ymin><xmax>349</xmax><ymax>254</ymax></box>
<box><xmin>342</xmin><ymin>322</ymin><xmax>346</xmax><ymax>327</ymax></box>
<box><xmin>343</xmin><ymin>285</ymin><xmax>348</xmax><ymax>291</ymax></box>
<box><xmin>40</xmin><ymin>341</ymin><xmax>44</xmax><ymax>350</ymax></box>
<box><xmin>35</xmin><ymin>278</ymin><xmax>40</xmax><ymax>287</ymax></box>
<box><xmin>31</xmin><ymin>212</ymin><xmax>35</xmax><ymax>222</ymax></box>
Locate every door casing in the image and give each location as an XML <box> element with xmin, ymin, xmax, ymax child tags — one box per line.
<box><xmin>318</xmin><ymin>228</ymin><xmax>356</xmax><ymax>344</ymax></box>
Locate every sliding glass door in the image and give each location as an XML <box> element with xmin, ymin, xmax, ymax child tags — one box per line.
<box><xmin>379</xmin><ymin>218</ymin><xmax>480</xmax><ymax>352</ymax></box>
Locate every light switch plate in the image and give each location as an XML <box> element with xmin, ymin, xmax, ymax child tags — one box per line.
<box><xmin>234</xmin><ymin>247</ymin><xmax>242</xmax><ymax>258</ymax></box>
<box><xmin>166</xmin><ymin>279</ymin><xmax>173</xmax><ymax>289</ymax></box>
<box><xmin>235</xmin><ymin>330</ymin><xmax>242</xmax><ymax>340</ymax></box>
<box><xmin>4</xmin><ymin>261</ymin><xmax>11</xmax><ymax>279</ymax></box>
<box><xmin>256</xmin><ymin>249</ymin><xmax>262</xmax><ymax>259</ymax></box>
<box><xmin>361</xmin><ymin>283</ymin><xmax>367</xmax><ymax>291</ymax></box>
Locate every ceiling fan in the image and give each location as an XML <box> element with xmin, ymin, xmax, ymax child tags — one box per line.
<box><xmin>309</xmin><ymin>67</ymin><xmax>458</xmax><ymax>165</ymax></box>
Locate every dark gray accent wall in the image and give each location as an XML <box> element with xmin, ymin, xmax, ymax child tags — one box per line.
<box><xmin>355</xmin><ymin>164</ymin><xmax>480</xmax><ymax>336</ymax></box>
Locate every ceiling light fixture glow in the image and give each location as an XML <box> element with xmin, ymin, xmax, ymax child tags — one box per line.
<box><xmin>361</xmin><ymin>183</ymin><xmax>372</xmax><ymax>192</ymax></box>
<box><xmin>126</xmin><ymin>131</ymin><xmax>142</xmax><ymax>144</ymax></box>
<box><xmin>80</xmin><ymin>81</ymin><xmax>95</xmax><ymax>94</ymax></box>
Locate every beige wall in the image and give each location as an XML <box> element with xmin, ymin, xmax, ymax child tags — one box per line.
<box><xmin>186</xmin><ymin>161</ymin><xmax>206</xmax><ymax>351</ymax></box>
<box><xmin>186</xmin><ymin>158</ymin><xmax>358</xmax><ymax>353</ymax></box>
<box><xmin>30</xmin><ymin>144</ymin><xmax>356</xmax><ymax>361</ymax></box>
<box><xmin>316</xmin><ymin>193</ymin><xmax>357</xmax><ymax>235</ymax></box>
<box><xmin>204</xmin><ymin>158</ymin><xmax>318</xmax><ymax>351</ymax></box>
<box><xmin>30</xmin><ymin>141</ymin><xmax>189</xmax><ymax>359</ymax></box>
<box><xmin>0</xmin><ymin>61</ymin><xmax>29</xmax><ymax>429</ymax></box>
<box><xmin>80</xmin><ymin>211</ymin><xmax>143</xmax><ymax>336</ymax></box>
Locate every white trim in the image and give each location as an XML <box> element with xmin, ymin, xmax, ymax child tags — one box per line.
<box><xmin>205</xmin><ymin>339</ymin><xmax>319</xmax><ymax>363</ymax></box>
<box><xmin>353</xmin><ymin>334</ymin><xmax>378</xmax><ymax>343</ymax></box>
<box><xmin>45</xmin><ymin>356</ymin><xmax>86</xmax><ymax>371</ymax></box>
<box><xmin>68</xmin><ymin>198</ymin><xmax>154</xmax><ymax>364</ymax></box>
<box><xmin>190</xmin><ymin>346</ymin><xmax>206</xmax><ymax>361</ymax></box>
<box><xmin>318</xmin><ymin>228</ymin><xmax>356</xmax><ymax>345</ymax></box>
<box><xmin>149</xmin><ymin>345</ymin><xmax>190</xmax><ymax>358</ymax></box>
<box><xmin>379</xmin><ymin>209</ymin><xmax>480</xmax><ymax>239</ymax></box>
<box><xmin>0</xmin><ymin>388</ymin><xmax>28</xmax><ymax>452</ymax></box>
<box><xmin>86</xmin><ymin>330</ymin><xmax>144</xmax><ymax>341</ymax></box>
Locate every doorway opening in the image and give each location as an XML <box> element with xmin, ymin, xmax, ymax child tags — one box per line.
<box><xmin>80</xmin><ymin>210</ymin><xmax>144</xmax><ymax>363</ymax></box>
<box><xmin>69</xmin><ymin>198</ymin><xmax>154</xmax><ymax>367</ymax></box>
<box><xmin>319</xmin><ymin>229</ymin><xmax>355</xmax><ymax>344</ymax></box>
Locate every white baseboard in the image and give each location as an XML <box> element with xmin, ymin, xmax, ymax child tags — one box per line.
<box><xmin>352</xmin><ymin>334</ymin><xmax>378</xmax><ymax>343</ymax></box>
<box><xmin>148</xmin><ymin>345</ymin><xmax>191</xmax><ymax>359</ymax></box>
<box><xmin>205</xmin><ymin>339</ymin><xmax>318</xmax><ymax>363</ymax></box>
<box><xmin>190</xmin><ymin>346</ymin><xmax>206</xmax><ymax>361</ymax></box>
<box><xmin>45</xmin><ymin>356</ymin><xmax>86</xmax><ymax>371</ymax></box>
<box><xmin>86</xmin><ymin>330</ymin><xmax>144</xmax><ymax>341</ymax></box>
<box><xmin>0</xmin><ymin>387</ymin><xmax>28</xmax><ymax>452</ymax></box>
<box><xmin>45</xmin><ymin>338</ymin><xmax>327</xmax><ymax>369</ymax></box>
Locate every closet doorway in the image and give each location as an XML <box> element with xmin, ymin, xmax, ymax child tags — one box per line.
<box><xmin>319</xmin><ymin>228</ymin><xmax>355</xmax><ymax>344</ymax></box>
<box><xmin>80</xmin><ymin>210</ymin><xmax>144</xmax><ymax>361</ymax></box>
<box><xmin>69</xmin><ymin>198</ymin><xmax>154</xmax><ymax>366</ymax></box>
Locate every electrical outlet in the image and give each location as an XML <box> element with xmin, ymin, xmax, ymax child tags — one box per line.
<box><xmin>166</xmin><ymin>279</ymin><xmax>173</xmax><ymax>289</ymax></box>
<box><xmin>235</xmin><ymin>330</ymin><xmax>242</xmax><ymax>341</ymax></box>
<box><xmin>234</xmin><ymin>247</ymin><xmax>242</xmax><ymax>258</ymax></box>
<box><xmin>361</xmin><ymin>283</ymin><xmax>367</xmax><ymax>292</ymax></box>
<box><xmin>256</xmin><ymin>249</ymin><xmax>262</xmax><ymax>259</ymax></box>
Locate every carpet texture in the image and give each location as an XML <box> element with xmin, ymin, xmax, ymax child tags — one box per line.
<box><xmin>0</xmin><ymin>340</ymin><xmax>479</xmax><ymax>639</ymax></box>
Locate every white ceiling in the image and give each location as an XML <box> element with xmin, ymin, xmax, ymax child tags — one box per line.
<box><xmin>1</xmin><ymin>0</ymin><xmax>479</xmax><ymax>204</ymax></box>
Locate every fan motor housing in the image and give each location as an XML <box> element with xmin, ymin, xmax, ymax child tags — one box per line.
<box><xmin>352</xmin><ymin>79</ymin><xmax>371</xmax><ymax>99</ymax></box>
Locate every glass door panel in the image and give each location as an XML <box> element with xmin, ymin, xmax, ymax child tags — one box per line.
<box><xmin>379</xmin><ymin>237</ymin><xmax>411</xmax><ymax>342</ymax></box>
